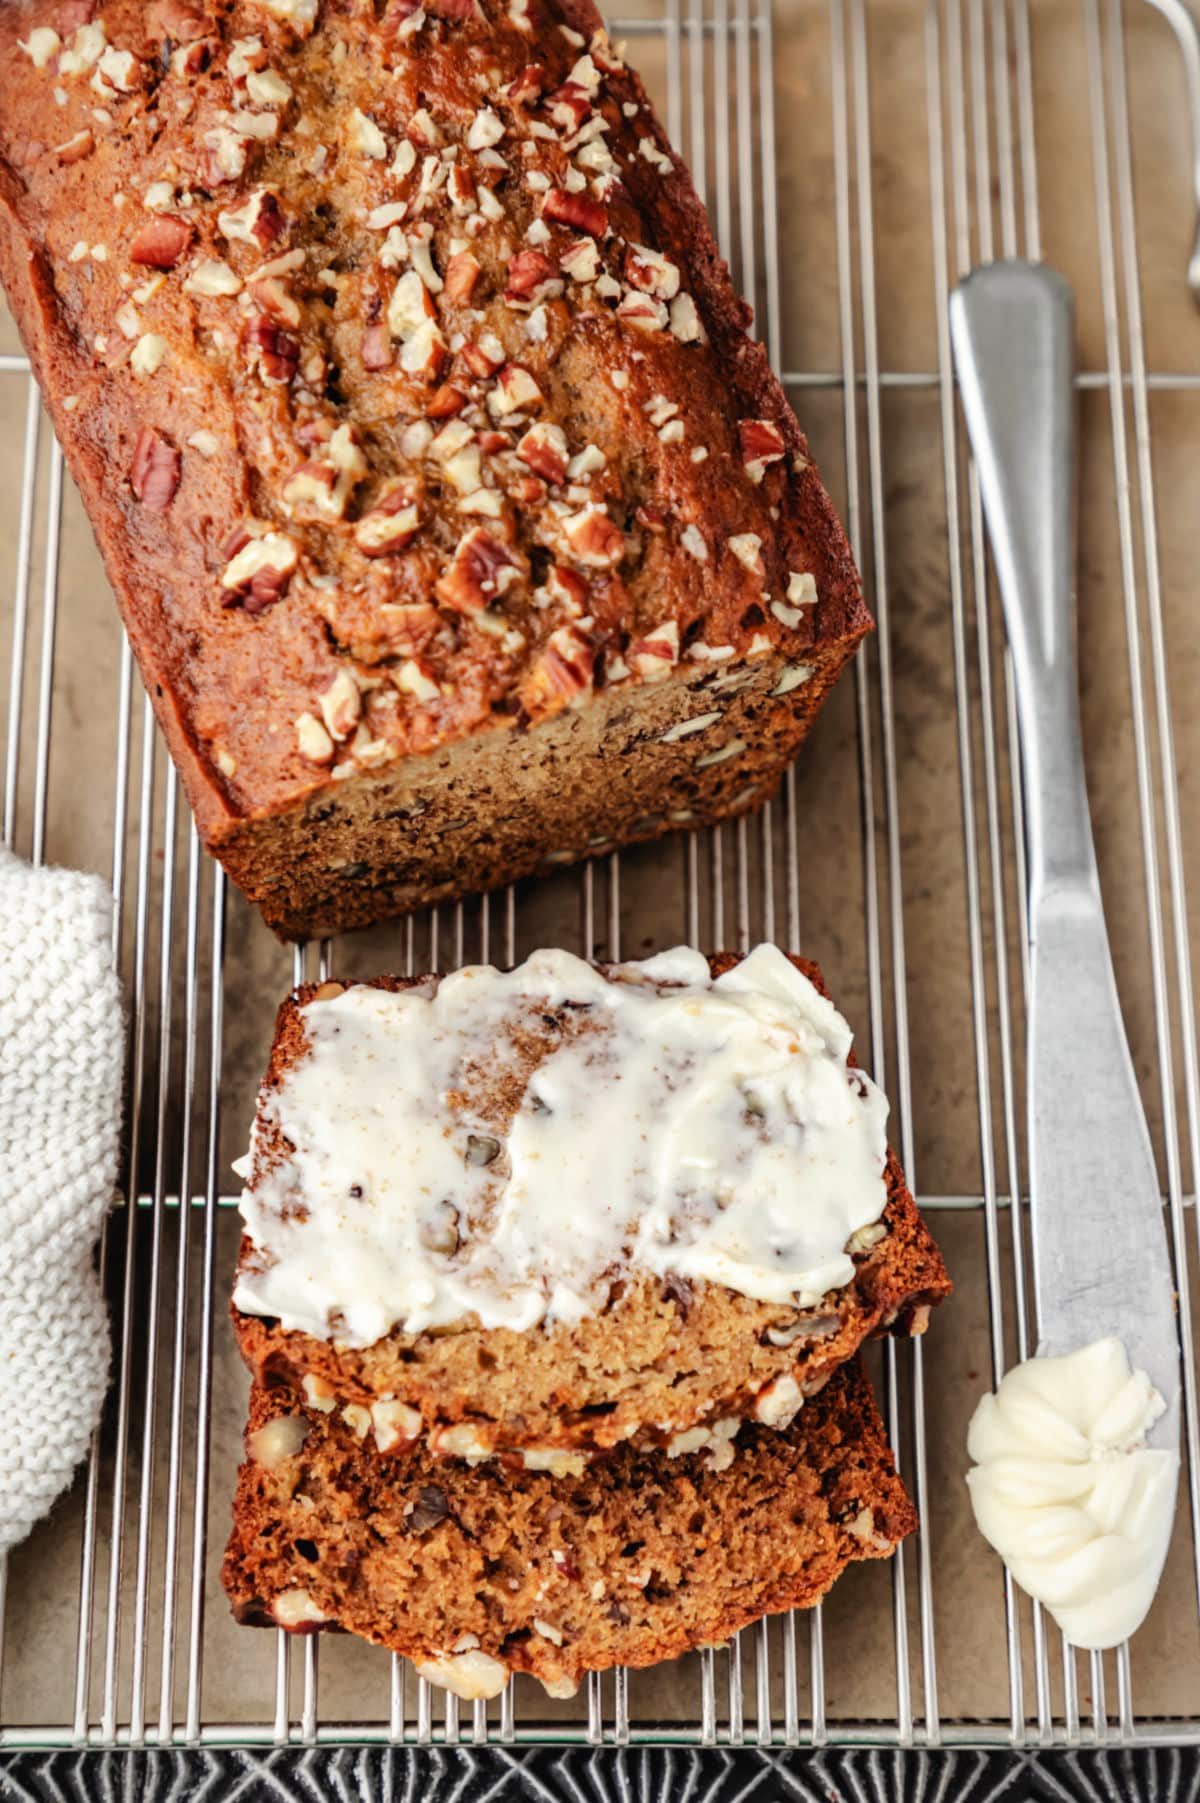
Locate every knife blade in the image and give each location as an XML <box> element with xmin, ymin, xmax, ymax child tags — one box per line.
<box><xmin>948</xmin><ymin>260</ymin><xmax>1180</xmax><ymax>1456</ymax></box>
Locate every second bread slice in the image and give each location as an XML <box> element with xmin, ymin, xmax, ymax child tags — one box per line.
<box><xmin>232</xmin><ymin>945</ymin><xmax>949</xmax><ymax>1463</ymax></box>
<box><xmin>222</xmin><ymin>1356</ymin><xmax>914</xmax><ymax>1699</ymax></box>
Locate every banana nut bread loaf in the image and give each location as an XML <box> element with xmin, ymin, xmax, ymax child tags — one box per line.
<box><xmin>0</xmin><ymin>0</ymin><xmax>870</xmax><ymax>939</ymax></box>
<box><xmin>222</xmin><ymin>1355</ymin><xmax>915</xmax><ymax>1697</ymax></box>
<box><xmin>232</xmin><ymin>945</ymin><xmax>950</xmax><ymax>1465</ymax></box>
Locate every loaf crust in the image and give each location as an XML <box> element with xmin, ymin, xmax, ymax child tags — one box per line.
<box><xmin>221</xmin><ymin>1356</ymin><xmax>916</xmax><ymax>1694</ymax></box>
<box><xmin>0</xmin><ymin>0</ymin><xmax>870</xmax><ymax>937</ymax></box>
<box><xmin>232</xmin><ymin>952</ymin><xmax>951</xmax><ymax>1460</ymax></box>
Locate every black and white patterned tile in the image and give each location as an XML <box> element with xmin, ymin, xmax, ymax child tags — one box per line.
<box><xmin>2</xmin><ymin>1748</ymin><xmax>1200</xmax><ymax>1803</ymax></box>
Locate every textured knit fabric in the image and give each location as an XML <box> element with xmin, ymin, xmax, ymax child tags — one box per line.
<box><xmin>0</xmin><ymin>848</ymin><xmax>123</xmax><ymax>1553</ymax></box>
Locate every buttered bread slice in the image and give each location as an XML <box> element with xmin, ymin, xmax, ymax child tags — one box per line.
<box><xmin>232</xmin><ymin>945</ymin><xmax>949</xmax><ymax>1467</ymax></box>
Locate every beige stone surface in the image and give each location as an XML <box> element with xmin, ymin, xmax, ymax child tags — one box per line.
<box><xmin>1</xmin><ymin>0</ymin><xmax>1198</xmax><ymax>1746</ymax></box>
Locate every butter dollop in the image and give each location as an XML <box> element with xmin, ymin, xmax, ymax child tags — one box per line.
<box><xmin>966</xmin><ymin>1338</ymin><xmax>1177</xmax><ymax>1649</ymax></box>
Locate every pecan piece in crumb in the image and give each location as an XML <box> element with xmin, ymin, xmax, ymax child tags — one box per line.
<box><xmin>54</xmin><ymin>128</ymin><xmax>94</xmax><ymax>164</ymax></box>
<box><xmin>660</xmin><ymin>1272</ymin><xmax>693</xmax><ymax>1318</ymax></box>
<box><xmin>407</xmin><ymin>1485</ymin><xmax>450</xmax><ymax>1533</ymax></box>
<box><xmin>130</xmin><ymin>426</ymin><xmax>181</xmax><ymax>512</ymax></box>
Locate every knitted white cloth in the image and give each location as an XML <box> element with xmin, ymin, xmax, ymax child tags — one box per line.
<box><xmin>0</xmin><ymin>848</ymin><xmax>123</xmax><ymax>1553</ymax></box>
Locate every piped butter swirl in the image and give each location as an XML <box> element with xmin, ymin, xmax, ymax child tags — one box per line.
<box><xmin>234</xmin><ymin>944</ymin><xmax>890</xmax><ymax>1345</ymax></box>
<box><xmin>966</xmin><ymin>1338</ymin><xmax>1177</xmax><ymax>1649</ymax></box>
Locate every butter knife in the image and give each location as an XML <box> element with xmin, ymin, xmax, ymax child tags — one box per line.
<box><xmin>948</xmin><ymin>262</ymin><xmax>1180</xmax><ymax>1463</ymax></box>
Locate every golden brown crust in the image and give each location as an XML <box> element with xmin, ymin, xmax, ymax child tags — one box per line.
<box><xmin>231</xmin><ymin>952</ymin><xmax>951</xmax><ymax>1456</ymax></box>
<box><xmin>221</xmin><ymin>1356</ymin><xmax>916</xmax><ymax>1689</ymax></box>
<box><xmin>0</xmin><ymin>0</ymin><xmax>870</xmax><ymax>936</ymax></box>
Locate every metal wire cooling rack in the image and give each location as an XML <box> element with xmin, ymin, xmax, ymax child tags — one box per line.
<box><xmin>1</xmin><ymin>0</ymin><xmax>1199</xmax><ymax>1756</ymax></box>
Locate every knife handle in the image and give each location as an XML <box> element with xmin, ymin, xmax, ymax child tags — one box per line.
<box><xmin>948</xmin><ymin>262</ymin><xmax>1097</xmax><ymax>914</ymax></box>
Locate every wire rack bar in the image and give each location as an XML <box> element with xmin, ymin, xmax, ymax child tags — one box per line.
<box><xmin>0</xmin><ymin>0</ymin><xmax>1197</xmax><ymax>1753</ymax></box>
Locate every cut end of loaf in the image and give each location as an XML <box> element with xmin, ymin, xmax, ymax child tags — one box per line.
<box><xmin>216</xmin><ymin>632</ymin><xmax>863</xmax><ymax>938</ymax></box>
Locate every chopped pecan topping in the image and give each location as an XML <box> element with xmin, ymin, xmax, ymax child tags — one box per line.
<box><xmin>283</xmin><ymin>425</ymin><xmax>365</xmax><ymax>521</ymax></box>
<box><xmin>542</xmin><ymin>187</ymin><xmax>607</xmax><ymax>237</ymax></box>
<box><xmin>295</xmin><ymin>711</ymin><xmax>334</xmax><ymax>763</ymax></box>
<box><xmin>616</xmin><ymin>291</ymin><xmax>668</xmax><ymax>333</ymax></box>
<box><xmin>360</xmin><ymin>323</ymin><xmax>393</xmax><ymax>370</ymax></box>
<box><xmin>130</xmin><ymin>426</ymin><xmax>181</xmax><ymax>512</ymax></box>
<box><xmin>283</xmin><ymin>460</ymin><xmax>338</xmax><ymax>513</ymax></box>
<box><xmin>244</xmin><ymin>314</ymin><xmax>300</xmax><ymax>384</ymax></box>
<box><xmin>250</xmin><ymin>274</ymin><xmax>301</xmax><ymax>327</ymax></box>
<box><xmin>516</xmin><ymin>421</ymin><xmax>568</xmax><ymax>485</ymax></box>
<box><xmin>630</xmin><ymin>619</ymin><xmax>680</xmax><ymax>677</ymax></box>
<box><xmin>221</xmin><ymin>530</ymin><xmax>298</xmax><ymax>612</ymax></box>
<box><xmin>563</xmin><ymin>504</ymin><xmax>624</xmax><ymax>568</ymax></box>
<box><xmin>461</xmin><ymin>337</ymin><xmax>505</xmax><ymax>378</ymax></box>
<box><xmin>218</xmin><ymin>187</ymin><xmax>285</xmax><ymax>247</ymax></box>
<box><xmin>153</xmin><ymin>0</ymin><xmax>211</xmax><ymax>40</ymax></box>
<box><xmin>319</xmin><ymin>667</ymin><xmax>362</xmax><ymax>741</ymax></box>
<box><xmin>427</xmin><ymin>383</ymin><xmax>468</xmax><ymax>419</ymax></box>
<box><xmin>488</xmin><ymin>363</ymin><xmax>543</xmax><ymax>418</ymax></box>
<box><xmin>388</xmin><ymin>270</ymin><xmax>446</xmax><ymax>377</ymax></box>
<box><xmin>129</xmin><ymin>215</ymin><xmax>193</xmax><ymax>269</ymax></box>
<box><xmin>505</xmin><ymin>249</ymin><xmax>559</xmax><ymax>303</ymax></box>
<box><xmin>727</xmin><ymin>531</ymin><xmax>765</xmax><ymax>575</ymax></box>
<box><xmin>546</xmin><ymin>80</ymin><xmax>591</xmax><ymax>131</ymax></box>
<box><xmin>394</xmin><ymin>656</ymin><xmax>440</xmax><ymax>703</ymax></box>
<box><xmin>435</xmin><ymin>527</ymin><xmax>521</xmax><ymax>613</ymax></box>
<box><xmin>669</xmin><ymin>292</ymin><xmax>703</xmax><ymax>342</ymax></box>
<box><xmin>447</xmin><ymin>163</ymin><xmax>477</xmax><ymax>213</ymax></box>
<box><xmin>624</xmin><ymin>243</ymin><xmax>680</xmax><ymax>299</ymax></box>
<box><xmin>543</xmin><ymin>563</ymin><xmax>588</xmax><ymax>613</ymax></box>
<box><xmin>380</xmin><ymin>0</ymin><xmax>424</xmax><ymax>34</ymax></box>
<box><xmin>524</xmin><ymin>623</ymin><xmax>595</xmax><ymax>713</ymax></box>
<box><xmin>186</xmin><ymin>257</ymin><xmax>242</xmax><ymax>298</ymax></box>
<box><xmin>443</xmin><ymin>249</ymin><xmax>481</xmax><ymax>305</ymax></box>
<box><xmin>355</xmin><ymin>482</ymin><xmax>421</xmax><ymax>556</ymax></box>
<box><xmin>559</xmin><ymin>237</ymin><xmax>600</xmax><ymax>282</ymax></box>
<box><xmin>172</xmin><ymin>36</ymin><xmax>212</xmax><ymax>77</ymax></box>
<box><xmin>378</xmin><ymin>602</ymin><xmax>440</xmax><ymax>653</ymax></box>
<box><xmin>506</xmin><ymin>62</ymin><xmax>545</xmax><ymax>102</ymax></box>
<box><xmin>739</xmin><ymin>418</ymin><xmax>787</xmax><ymax>483</ymax></box>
